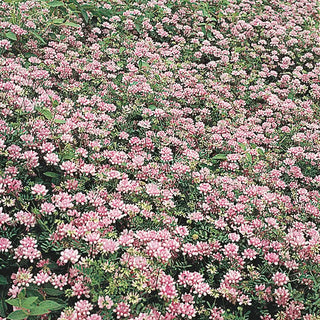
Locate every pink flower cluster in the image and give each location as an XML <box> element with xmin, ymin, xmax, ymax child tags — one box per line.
<box><xmin>0</xmin><ymin>0</ymin><xmax>320</xmax><ymax>318</ymax></box>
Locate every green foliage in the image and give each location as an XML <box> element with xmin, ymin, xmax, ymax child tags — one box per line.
<box><xmin>6</xmin><ymin>292</ymin><xmax>64</xmax><ymax>320</ymax></box>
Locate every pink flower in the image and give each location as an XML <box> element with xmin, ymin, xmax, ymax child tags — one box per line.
<box><xmin>44</xmin><ymin>153</ymin><xmax>60</xmax><ymax>165</ymax></box>
<box><xmin>161</xmin><ymin>147</ymin><xmax>173</xmax><ymax>161</ymax></box>
<box><xmin>0</xmin><ymin>237</ymin><xmax>12</xmax><ymax>252</ymax></box>
<box><xmin>264</xmin><ymin>252</ymin><xmax>279</xmax><ymax>265</ymax></box>
<box><xmin>40</xmin><ymin>202</ymin><xmax>55</xmax><ymax>215</ymax></box>
<box><xmin>145</xmin><ymin>183</ymin><xmax>161</xmax><ymax>196</ymax></box>
<box><xmin>11</xmin><ymin>268</ymin><xmax>33</xmax><ymax>287</ymax></box>
<box><xmin>198</xmin><ymin>183</ymin><xmax>212</xmax><ymax>193</ymax></box>
<box><xmin>60</xmin><ymin>161</ymin><xmax>77</xmax><ymax>175</ymax></box>
<box><xmin>272</xmin><ymin>272</ymin><xmax>289</xmax><ymax>286</ymax></box>
<box><xmin>159</xmin><ymin>283</ymin><xmax>178</xmax><ymax>299</ymax></box>
<box><xmin>99</xmin><ymin>239</ymin><xmax>119</xmax><ymax>253</ymax></box>
<box><xmin>14</xmin><ymin>236</ymin><xmax>41</xmax><ymax>262</ymax></box>
<box><xmin>74</xmin><ymin>300</ymin><xmax>93</xmax><ymax>317</ymax></box>
<box><xmin>223</xmin><ymin>243</ymin><xmax>239</xmax><ymax>258</ymax></box>
<box><xmin>274</xmin><ymin>287</ymin><xmax>290</xmax><ymax>307</ymax></box>
<box><xmin>98</xmin><ymin>295</ymin><xmax>114</xmax><ymax>309</ymax></box>
<box><xmin>59</xmin><ymin>248</ymin><xmax>80</xmax><ymax>264</ymax></box>
<box><xmin>114</xmin><ymin>302</ymin><xmax>130</xmax><ymax>319</ymax></box>
<box><xmin>31</xmin><ymin>184</ymin><xmax>48</xmax><ymax>196</ymax></box>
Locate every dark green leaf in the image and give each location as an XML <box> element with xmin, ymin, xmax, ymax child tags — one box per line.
<box><xmin>52</xmin><ymin>18</ymin><xmax>65</xmax><ymax>24</ymax></box>
<box><xmin>43</xmin><ymin>288</ymin><xmax>64</xmax><ymax>296</ymax></box>
<box><xmin>39</xmin><ymin>300</ymin><xmax>64</xmax><ymax>311</ymax></box>
<box><xmin>31</xmin><ymin>32</ymin><xmax>46</xmax><ymax>44</ymax></box>
<box><xmin>63</xmin><ymin>21</ymin><xmax>80</xmax><ymax>28</ymax></box>
<box><xmin>54</xmin><ymin>119</ymin><xmax>66</xmax><ymax>124</ymax></box>
<box><xmin>80</xmin><ymin>8</ymin><xmax>89</xmax><ymax>23</ymax></box>
<box><xmin>7</xmin><ymin>310</ymin><xmax>28</xmax><ymax>320</ymax></box>
<box><xmin>38</xmin><ymin>108</ymin><xmax>53</xmax><ymax>120</ymax></box>
<box><xmin>48</xmin><ymin>1</ymin><xmax>64</xmax><ymax>7</ymax></box>
<box><xmin>0</xmin><ymin>275</ymin><xmax>7</xmax><ymax>285</ymax></box>
<box><xmin>5</xmin><ymin>32</ymin><xmax>17</xmax><ymax>41</ymax></box>
<box><xmin>29</xmin><ymin>306</ymin><xmax>49</xmax><ymax>316</ymax></box>
<box><xmin>44</xmin><ymin>172</ymin><xmax>60</xmax><ymax>178</ymax></box>
<box><xmin>238</xmin><ymin>142</ymin><xmax>246</xmax><ymax>150</ymax></box>
<box><xmin>246</xmin><ymin>153</ymin><xmax>252</xmax><ymax>163</ymax></box>
<box><xmin>5</xmin><ymin>298</ymin><xmax>21</xmax><ymax>307</ymax></box>
<box><xmin>212</xmin><ymin>154</ymin><xmax>227</xmax><ymax>160</ymax></box>
<box><xmin>26</xmin><ymin>288</ymin><xmax>44</xmax><ymax>301</ymax></box>
<box><xmin>21</xmin><ymin>297</ymin><xmax>38</xmax><ymax>309</ymax></box>
<box><xmin>257</xmin><ymin>148</ymin><xmax>264</xmax><ymax>156</ymax></box>
<box><xmin>62</xmin><ymin>150</ymin><xmax>75</xmax><ymax>160</ymax></box>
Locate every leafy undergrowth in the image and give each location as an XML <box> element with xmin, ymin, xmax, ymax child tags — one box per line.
<box><xmin>0</xmin><ymin>0</ymin><xmax>320</xmax><ymax>319</ymax></box>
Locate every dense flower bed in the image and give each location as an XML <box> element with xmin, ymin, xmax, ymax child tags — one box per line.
<box><xmin>0</xmin><ymin>0</ymin><xmax>320</xmax><ymax>319</ymax></box>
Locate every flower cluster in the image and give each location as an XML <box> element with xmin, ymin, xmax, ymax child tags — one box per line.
<box><xmin>0</xmin><ymin>0</ymin><xmax>320</xmax><ymax>319</ymax></box>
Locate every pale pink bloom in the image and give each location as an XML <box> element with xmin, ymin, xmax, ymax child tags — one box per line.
<box><xmin>59</xmin><ymin>248</ymin><xmax>80</xmax><ymax>264</ymax></box>
<box><xmin>40</xmin><ymin>202</ymin><xmax>55</xmax><ymax>215</ymax></box>
<box><xmin>114</xmin><ymin>302</ymin><xmax>130</xmax><ymax>319</ymax></box>
<box><xmin>99</xmin><ymin>239</ymin><xmax>119</xmax><ymax>253</ymax></box>
<box><xmin>198</xmin><ymin>183</ymin><xmax>212</xmax><ymax>193</ymax></box>
<box><xmin>0</xmin><ymin>237</ymin><xmax>12</xmax><ymax>252</ymax></box>
<box><xmin>223</xmin><ymin>243</ymin><xmax>239</xmax><ymax>258</ymax></box>
<box><xmin>74</xmin><ymin>300</ymin><xmax>93</xmax><ymax>316</ymax></box>
<box><xmin>272</xmin><ymin>272</ymin><xmax>289</xmax><ymax>286</ymax></box>
<box><xmin>34</xmin><ymin>271</ymin><xmax>51</xmax><ymax>285</ymax></box>
<box><xmin>14</xmin><ymin>211</ymin><xmax>36</xmax><ymax>229</ymax></box>
<box><xmin>159</xmin><ymin>283</ymin><xmax>178</xmax><ymax>299</ymax></box>
<box><xmin>60</xmin><ymin>161</ymin><xmax>77</xmax><ymax>175</ymax></box>
<box><xmin>98</xmin><ymin>295</ymin><xmax>114</xmax><ymax>309</ymax></box>
<box><xmin>274</xmin><ymin>287</ymin><xmax>290</xmax><ymax>307</ymax></box>
<box><xmin>264</xmin><ymin>252</ymin><xmax>279</xmax><ymax>265</ymax></box>
<box><xmin>31</xmin><ymin>184</ymin><xmax>48</xmax><ymax>196</ymax></box>
<box><xmin>44</xmin><ymin>153</ymin><xmax>60</xmax><ymax>165</ymax></box>
<box><xmin>145</xmin><ymin>183</ymin><xmax>160</xmax><ymax>196</ymax></box>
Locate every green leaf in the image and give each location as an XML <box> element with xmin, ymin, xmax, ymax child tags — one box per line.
<box><xmin>0</xmin><ymin>275</ymin><xmax>7</xmax><ymax>285</ymax></box>
<box><xmin>61</xmin><ymin>146</ymin><xmax>75</xmax><ymax>160</ymax></box>
<box><xmin>17</xmin><ymin>290</ymin><xmax>26</xmax><ymax>300</ymax></box>
<box><xmin>63</xmin><ymin>21</ymin><xmax>80</xmax><ymax>28</ymax></box>
<box><xmin>135</xmin><ymin>22</ymin><xmax>142</xmax><ymax>33</ymax></box>
<box><xmin>0</xmin><ymin>298</ymin><xmax>7</xmax><ymax>317</ymax></box>
<box><xmin>52</xmin><ymin>18</ymin><xmax>65</xmax><ymax>24</ymax></box>
<box><xmin>80</xmin><ymin>8</ymin><xmax>89</xmax><ymax>23</ymax></box>
<box><xmin>48</xmin><ymin>1</ymin><xmax>64</xmax><ymax>7</ymax></box>
<box><xmin>212</xmin><ymin>154</ymin><xmax>227</xmax><ymax>160</ymax></box>
<box><xmin>31</xmin><ymin>32</ymin><xmax>46</xmax><ymax>44</ymax></box>
<box><xmin>39</xmin><ymin>300</ymin><xmax>64</xmax><ymax>311</ymax></box>
<box><xmin>54</xmin><ymin>118</ymin><xmax>66</xmax><ymax>124</ymax></box>
<box><xmin>149</xmin><ymin>105</ymin><xmax>156</xmax><ymax>110</ymax></box>
<box><xmin>7</xmin><ymin>310</ymin><xmax>28</xmax><ymax>320</ymax></box>
<box><xmin>246</xmin><ymin>153</ymin><xmax>253</xmax><ymax>163</ymax></box>
<box><xmin>21</xmin><ymin>297</ymin><xmax>38</xmax><ymax>309</ymax></box>
<box><xmin>138</xmin><ymin>60</ymin><xmax>149</xmax><ymax>69</ymax></box>
<box><xmin>257</xmin><ymin>148</ymin><xmax>264</xmax><ymax>156</ymax></box>
<box><xmin>5</xmin><ymin>31</ymin><xmax>17</xmax><ymax>41</ymax></box>
<box><xmin>29</xmin><ymin>306</ymin><xmax>49</xmax><ymax>316</ymax></box>
<box><xmin>119</xmin><ymin>47</ymin><xmax>125</xmax><ymax>54</ymax></box>
<box><xmin>238</xmin><ymin>142</ymin><xmax>247</xmax><ymax>151</ymax></box>
<box><xmin>5</xmin><ymin>298</ymin><xmax>21</xmax><ymax>307</ymax></box>
<box><xmin>38</xmin><ymin>108</ymin><xmax>53</xmax><ymax>120</ymax></box>
<box><xmin>25</xmin><ymin>288</ymin><xmax>44</xmax><ymax>301</ymax></box>
<box><xmin>43</xmin><ymin>288</ymin><xmax>64</xmax><ymax>296</ymax></box>
<box><xmin>50</xmin><ymin>98</ymin><xmax>59</xmax><ymax>107</ymax></box>
<box><xmin>44</xmin><ymin>172</ymin><xmax>60</xmax><ymax>178</ymax></box>
<box><xmin>115</xmin><ymin>73</ymin><xmax>123</xmax><ymax>84</ymax></box>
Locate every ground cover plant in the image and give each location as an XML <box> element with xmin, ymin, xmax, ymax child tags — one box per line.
<box><xmin>0</xmin><ymin>0</ymin><xmax>320</xmax><ymax>319</ymax></box>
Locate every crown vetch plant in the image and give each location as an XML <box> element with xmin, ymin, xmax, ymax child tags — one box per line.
<box><xmin>1</xmin><ymin>0</ymin><xmax>320</xmax><ymax>319</ymax></box>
